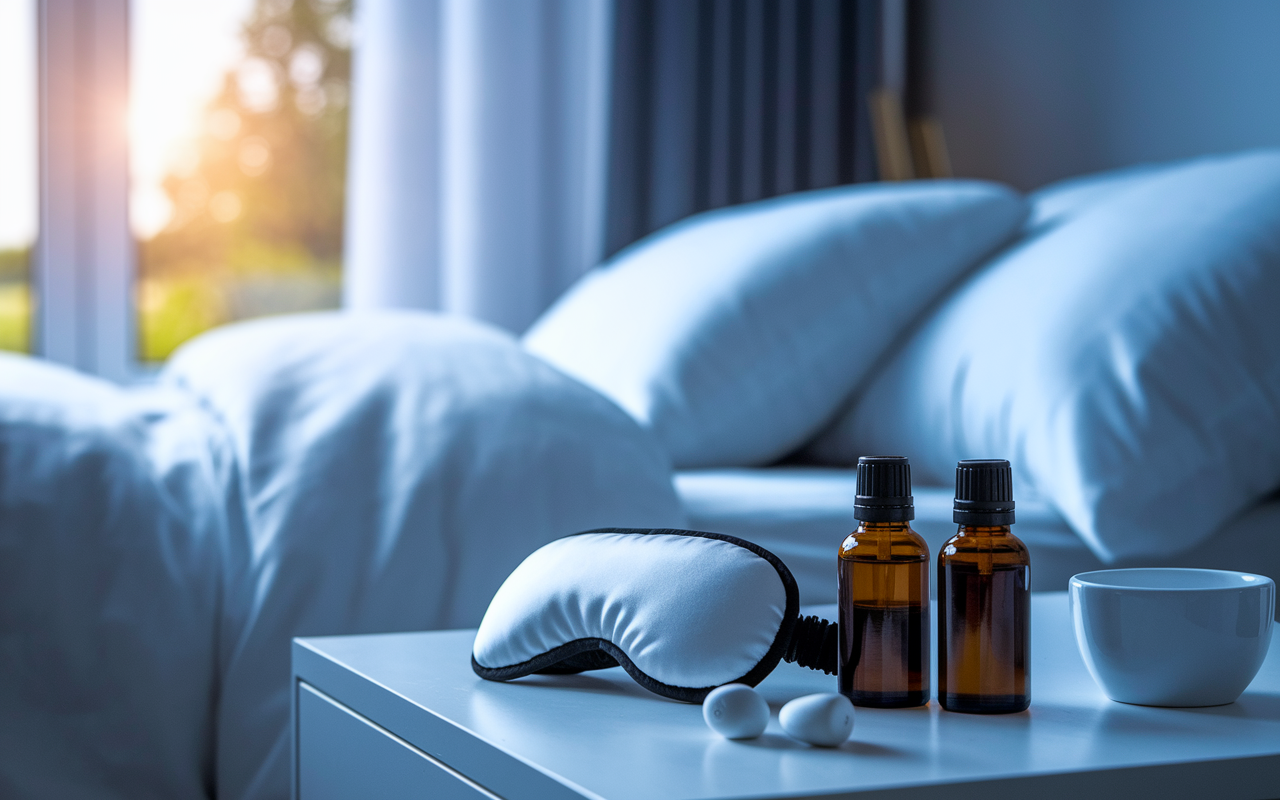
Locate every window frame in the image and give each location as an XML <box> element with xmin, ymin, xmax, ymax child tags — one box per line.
<box><xmin>35</xmin><ymin>0</ymin><xmax>138</xmax><ymax>381</ymax></box>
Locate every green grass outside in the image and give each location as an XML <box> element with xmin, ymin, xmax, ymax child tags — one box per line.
<box><xmin>138</xmin><ymin>269</ymin><xmax>341</xmax><ymax>362</ymax></box>
<box><xmin>137</xmin><ymin>276</ymin><xmax>229</xmax><ymax>362</ymax></box>
<box><xmin>0</xmin><ymin>282</ymin><xmax>31</xmax><ymax>353</ymax></box>
<box><xmin>0</xmin><ymin>272</ymin><xmax>341</xmax><ymax>362</ymax></box>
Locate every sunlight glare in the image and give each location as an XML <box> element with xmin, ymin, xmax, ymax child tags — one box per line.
<box><xmin>0</xmin><ymin>0</ymin><xmax>37</xmax><ymax>250</ymax></box>
<box><xmin>129</xmin><ymin>0</ymin><xmax>256</xmax><ymax>240</ymax></box>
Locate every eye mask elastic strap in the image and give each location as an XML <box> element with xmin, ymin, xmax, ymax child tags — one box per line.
<box><xmin>784</xmin><ymin>614</ymin><xmax>838</xmax><ymax>675</ymax></box>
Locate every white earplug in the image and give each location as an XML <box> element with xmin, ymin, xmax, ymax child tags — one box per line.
<box><xmin>702</xmin><ymin>683</ymin><xmax>770</xmax><ymax>740</ymax></box>
<box><xmin>778</xmin><ymin>693</ymin><xmax>855</xmax><ymax>747</ymax></box>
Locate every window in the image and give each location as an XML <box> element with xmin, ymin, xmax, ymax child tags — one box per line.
<box><xmin>131</xmin><ymin>0</ymin><xmax>351</xmax><ymax>361</ymax></box>
<box><xmin>30</xmin><ymin>0</ymin><xmax>350</xmax><ymax>377</ymax></box>
<box><xmin>0</xmin><ymin>0</ymin><xmax>36</xmax><ymax>353</ymax></box>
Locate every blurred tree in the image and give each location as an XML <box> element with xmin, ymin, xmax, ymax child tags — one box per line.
<box><xmin>138</xmin><ymin>0</ymin><xmax>352</xmax><ymax>360</ymax></box>
<box><xmin>0</xmin><ymin>248</ymin><xmax>25</xmax><ymax>283</ymax></box>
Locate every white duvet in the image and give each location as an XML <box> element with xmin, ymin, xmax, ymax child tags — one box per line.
<box><xmin>0</xmin><ymin>311</ymin><xmax>684</xmax><ymax>799</ymax></box>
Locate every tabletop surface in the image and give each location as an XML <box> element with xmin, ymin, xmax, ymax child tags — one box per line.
<box><xmin>294</xmin><ymin>593</ymin><xmax>1280</xmax><ymax>800</ymax></box>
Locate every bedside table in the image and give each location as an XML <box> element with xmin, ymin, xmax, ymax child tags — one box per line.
<box><xmin>292</xmin><ymin>593</ymin><xmax>1280</xmax><ymax>799</ymax></box>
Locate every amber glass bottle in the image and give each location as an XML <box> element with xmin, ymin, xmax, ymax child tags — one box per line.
<box><xmin>838</xmin><ymin>456</ymin><xmax>930</xmax><ymax>708</ymax></box>
<box><xmin>938</xmin><ymin>459</ymin><xmax>1031</xmax><ymax>714</ymax></box>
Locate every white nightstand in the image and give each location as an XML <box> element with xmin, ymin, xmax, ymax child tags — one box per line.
<box><xmin>291</xmin><ymin>594</ymin><xmax>1280</xmax><ymax>799</ymax></box>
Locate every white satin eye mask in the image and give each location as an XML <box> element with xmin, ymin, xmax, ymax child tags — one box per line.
<box><xmin>471</xmin><ymin>529</ymin><xmax>836</xmax><ymax>702</ymax></box>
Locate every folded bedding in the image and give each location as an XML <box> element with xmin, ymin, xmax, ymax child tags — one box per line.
<box><xmin>0</xmin><ymin>312</ymin><xmax>684</xmax><ymax>799</ymax></box>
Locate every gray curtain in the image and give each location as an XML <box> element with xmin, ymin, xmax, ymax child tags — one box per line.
<box><xmin>604</xmin><ymin>0</ymin><xmax>884</xmax><ymax>257</ymax></box>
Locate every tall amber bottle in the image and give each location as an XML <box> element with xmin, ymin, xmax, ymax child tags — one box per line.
<box><xmin>938</xmin><ymin>459</ymin><xmax>1031</xmax><ymax>714</ymax></box>
<box><xmin>838</xmin><ymin>456</ymin><xmax>930</xmax><ymax>708</ymax></box>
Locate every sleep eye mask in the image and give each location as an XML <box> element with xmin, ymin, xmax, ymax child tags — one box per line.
<box><xmin>471</xmin><ymin>528</ymin><xmax>837</xmax><ymax>702</ymax></box>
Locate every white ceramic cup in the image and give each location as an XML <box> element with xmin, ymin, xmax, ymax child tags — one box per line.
<box><xmin>1069</xmin><ymin>568</ymin><xmax>1274</xmax><ymax>707</ymax></box>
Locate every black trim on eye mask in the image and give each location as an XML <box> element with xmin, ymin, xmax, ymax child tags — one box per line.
<box><xmin>471</xmin><ymin>528</ymin><xmax>837</xmax><ymax>703</ymax></box>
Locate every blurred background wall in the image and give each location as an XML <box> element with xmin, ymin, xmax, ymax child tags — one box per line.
<box><xmin>914</xmin><ymin>0</ymin><xmax>1280</xmax><ymax>191</ymax></box>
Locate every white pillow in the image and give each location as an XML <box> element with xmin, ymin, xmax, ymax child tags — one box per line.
<box><xmin>1025</xmin><ymin>161</ymin><xmax>1175</xmax><ymax>232</ymax></box>
<box><xmin>524</xmin><ymin>181</ymin><xmax>1026</xmax><ymax>468</ymax></box>
<box><xmin>807</xmin><ymin>150</ymin><xmax>1280</xmax><ymax>562</ymax></box>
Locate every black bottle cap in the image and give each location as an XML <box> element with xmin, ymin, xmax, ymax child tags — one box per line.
<box><xmin>953</xmin><ymin>459</ymin><xmax>1016</xmax><ymax>526</ymax></box>
<box><xmin>854</xmin><ymin>456</ymin><xmax>915</xmax><ymax>522</ymax></box>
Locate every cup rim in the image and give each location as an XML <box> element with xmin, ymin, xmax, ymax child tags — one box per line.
<box><xmin>1070</xmin><ymin>567</ymin><xmax>1273</xmax><ymax>592</ymax></box>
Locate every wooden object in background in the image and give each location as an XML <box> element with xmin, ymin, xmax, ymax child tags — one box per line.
<box><xmin>910</xmin><ymin>117</ymin><xmax>954</xmax><ymax>179</ymax></box>
<box><xmin>870</xmin><ymin>88</ymin><xmax>916</xmax><ymax>181</ymax></box>
<box><xmin>870</xmin><ymin>85</ymin><xmax>955</xmax><ymax>182</ymax></box>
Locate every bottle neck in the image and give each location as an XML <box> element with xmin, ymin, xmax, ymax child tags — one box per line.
<box><xmin>857</xmin><ymin>520</ymin><xmax>912</xmax><ymax>534</ymax></box>
<box><xmin>957</xmin><ymin>524</ymin><xmax>1011</xmax><ymax>536</ymax></box>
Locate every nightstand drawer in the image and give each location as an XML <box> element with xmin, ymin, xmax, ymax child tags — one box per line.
<box><xmin>296</xmin><ymin>682</ymin><xmax>499</xmax><ymax>800</ymax></box>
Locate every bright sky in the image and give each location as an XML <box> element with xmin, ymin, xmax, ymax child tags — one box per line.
<box><xmin>0</xmin><ymin>0</ymin><xmax>257</xmax><ymax>248</ymax></box>
<box><xmin>0</xmin><ymin>0</ymin><xmax>36</xmax><ymax>250</ymax></box>
<box><xmin>131</xmin><ymin>0</ymin><xmax>257</xmax><ymax>238</ymax></box>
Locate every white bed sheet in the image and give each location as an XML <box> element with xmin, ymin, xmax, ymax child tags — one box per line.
<box><xmin>676</xmin><ymin>468</ymin><xmax>1280</xmax><ymax>607</ymax></box>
